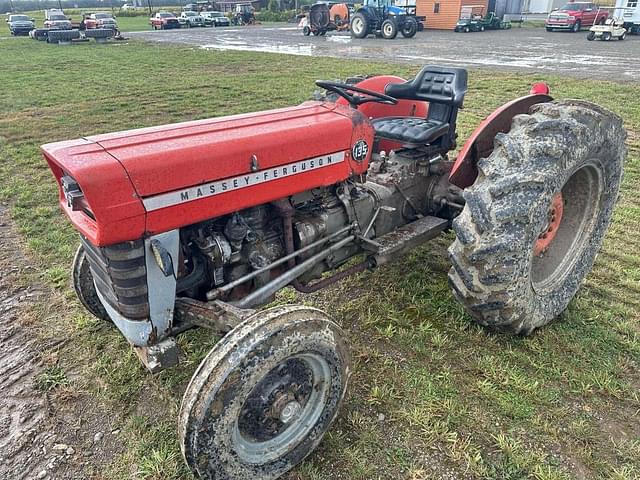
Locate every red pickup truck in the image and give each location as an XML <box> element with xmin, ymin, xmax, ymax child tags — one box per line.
<box><xmin>150</xmin><ymin>11</ymin><xmax>181</xmax><ymax>29</ymax></box>
<box><xmin>546</xmin><ymin>2</ymin><xmax>608</xmax><ymax>32</ymax></box>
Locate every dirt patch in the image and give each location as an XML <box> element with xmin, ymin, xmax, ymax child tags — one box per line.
<box><xmin>0</xmin><ymin>203</ymin><xmax>123</xmax><ymax>479</ymax></box>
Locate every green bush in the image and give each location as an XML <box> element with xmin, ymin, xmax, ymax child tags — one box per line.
<box><xmin>255</xmin><ymin>9</ymin><xmax>295</xmax><ymax>22</ymax></box>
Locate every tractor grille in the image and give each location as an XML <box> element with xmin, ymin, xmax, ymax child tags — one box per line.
<box><xmin>81</xmin><ymin>237</ymin><xmax>150</xmax><ymax>320</ymax></box>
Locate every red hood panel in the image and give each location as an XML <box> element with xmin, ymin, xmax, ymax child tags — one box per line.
<box><xmin>87</xmin><ymin>102</ymin><xmax>354</xmax><ymax>198</ymax></box>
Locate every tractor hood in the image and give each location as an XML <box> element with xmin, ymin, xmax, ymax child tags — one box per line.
<box><xmin>42</xmin><ymin>101</ymin><xmax>374</xmax><ymax>246</ymax></box>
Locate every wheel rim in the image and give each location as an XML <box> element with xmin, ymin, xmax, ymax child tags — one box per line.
<box><xmin>531</xmin><ymin>163</ymin><xmax>603</xmax><ymax>292</ymax></box>
<box><xmin>232</xmin><ymin>353</ymin><xmax>331</xmax><ymax>464</ymax></box>
<box><xmin>383</xmin><ymin>23</ymin><xmax>392</xmax><ymax>36</ymax></box>
<box><xmin>352</xmin><ymin>17</ymin><xmax>363</xmax><ymax>34</ymax></box>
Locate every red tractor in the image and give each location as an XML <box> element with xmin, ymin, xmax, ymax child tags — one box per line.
<box><xmin>42</xmin><ymin>66</ymin><xmax>625</xmax><ymax>480</ymax></box>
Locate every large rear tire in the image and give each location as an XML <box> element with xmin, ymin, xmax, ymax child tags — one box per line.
<box><xmin>180</xmin><ymin>305</ymin><xmax>350</xmax><ymax>479</ymax></box>
<box><xmin>350</xmin><ymin>12</ymin><xmax>369</xmax><ymax>38</ymax></box>
<box><xmin>448</xmin><ymin>101</ymin><xmax>625</xmax><ymax>334</ymax></box>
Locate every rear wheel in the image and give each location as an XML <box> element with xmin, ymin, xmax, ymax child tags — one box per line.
<box><xmin>619</xmin><ymin>31</ymin><xmax>626</xmax><ymax>40</ymax></box>
<box><xmin>448</xmin><ymin>101</ymin><xmax>625</xmax><ymax>334</ymax></box>
<box><xmin>350</xmin><ymin>12</ymin><xmax>369</xmax><ymax>38</ymax></box>
<box><xmin>602</xmin><ymin>31</ymin><xmax>611</xmax><ymax>40</ymax></box>
<box><xmin>303</xmin><ymin>25</ymin><xmax>311</xmax><ymax>36</ymax></box>
<box><xmin>180</xmin><ymin>305</ymin><xmax>350</xmax><ymax>480</ymax></box>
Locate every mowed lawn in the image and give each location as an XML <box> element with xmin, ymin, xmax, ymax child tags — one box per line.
<box><xmin>0</xmin><ymin>38</ymin><xmax>639</xmax><ymax>480</ymax></box>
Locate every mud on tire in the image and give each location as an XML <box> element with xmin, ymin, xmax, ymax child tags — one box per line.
<box><xmin>448</xmin><ymin>100</ymin><xmax>626</xmax><ymax>334</ymax></box>
<box><xmin>179</xmin><ymin>305</ymin><xmax>350</xmax><ymax>480</ymax></box>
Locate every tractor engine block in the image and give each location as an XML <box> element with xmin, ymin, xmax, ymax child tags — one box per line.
<box><xmin>183</xmin><ymin>150</ymin><xmax>462</xmax><ymax>301</ymax></box>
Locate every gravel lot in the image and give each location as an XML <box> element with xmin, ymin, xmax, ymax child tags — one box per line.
<box><xmin>129</xmin><ymin>25</ymin><xmax>640</xmax><ymax>81</ymax></box>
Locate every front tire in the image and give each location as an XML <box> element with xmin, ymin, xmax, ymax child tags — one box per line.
<box><xmin>72</xmin><ymin>245</ymin><xmax>112</xmax><ymax>324</ymax></box>
<box><xmin>587</xmin><ymin>31</ymin><xmax>595</xmax><ymax>40</ymax></box>
<box><xmin>180</xmin><ymin>305</ymin><xmax>351</xmax><ymax>479</ymax></box>
<box><xmin>602</xmin><ymin>31</ymin><xmax>611</xmax><ymax>40</ymax></box>
<box><xmin>572</xmin><ymin>20</ymin><xmax>581</xmax><ymax>32</ymax></box>
<box><xmin>448</xmin><ymin>101</ymin><xmax>626</xmax><ymax>334</ymax></box>
<box><xmin>381</xmin><ymin>18</ymin><xmax>398</xmax><ymax>39</ymax></box>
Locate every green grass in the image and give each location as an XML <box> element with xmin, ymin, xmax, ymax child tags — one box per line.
<box><xmin>1</xmin><ymin>37</ymin><xmax>639</xmax><ymax>480</ymax></box>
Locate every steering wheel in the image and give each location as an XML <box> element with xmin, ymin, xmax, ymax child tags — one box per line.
<box><xmin>315</xmin><ymin>80</ymin><xmax>398</xmax><ymax>108</ymax></box>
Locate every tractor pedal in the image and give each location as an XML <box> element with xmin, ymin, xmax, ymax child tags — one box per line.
<box><xmin>372</xmin><ymin>216</ymin><xmax>449</xmax><ymax>267</ymax></box>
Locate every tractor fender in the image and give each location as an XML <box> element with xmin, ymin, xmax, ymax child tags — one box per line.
<box><xmin>449</xmin><ymin>91</ymin><xmax>553</xmax><ymax>189</ymax></box>
<box><xmin>334</xmin><ymin>75</ymin><xmax>428</xmax><ymax>119</ymax></box>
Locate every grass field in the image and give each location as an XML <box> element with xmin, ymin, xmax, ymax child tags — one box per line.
<box><xmin>0</xmin><ymin>37</ymin><xmax>639</xmax><ymax>480</ymax></box>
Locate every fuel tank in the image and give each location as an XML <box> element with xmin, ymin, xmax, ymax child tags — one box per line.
<box><xmin>43</xmin><ymin>101</ymin><xmax>374</xmax><ymax>246</ymax></box>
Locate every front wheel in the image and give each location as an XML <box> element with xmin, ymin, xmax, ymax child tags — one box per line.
<box><xmin>619</xmin><ymin>31</ymin><xmax>625</xmax><ymax>40</ymax></box>
<box><xmin>303</xmin><ymin>25</ymin><xmax>311</xmax><ymax>36</ymax></box>
<box><xmin>381</xmin><ymin>19</ymin><xmax>398</xmax><ymax>39</ymax></box>
<box><xmin>180</xmin><ymin>305</ymin><xmax>351</xmax><ymax>479</ymax></box>
<box><xmin>72</xmin><ymin>245</ymin><xmax>112</xmax><ymax>324</ymax></box>
<box><xmin>572</xmin><ymin>20</ymin><xmax>581</xmax><ymax>32</ymax></box>
<box><xmin>448</xmin><ymin>101</ymin><xmax>626</xmax><ymax>334</ymax></box>
<box><xmin>602</xmin><ymin>31</ymin><xmax>611</xmax><ymax>40</ymax></box>
<box><xmin>587</xmin><ymin>31</ymin><xmax>595</xmax><ymax>40</ymax></box>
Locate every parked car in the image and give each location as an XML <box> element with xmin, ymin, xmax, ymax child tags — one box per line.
<box><xmin>545</xmin><ymin>2</ymin><xmax>608</xmax><ymax>32</ymax></box>
<box><xmin>179</xmin><ymin>11</ymin><xmax>206</xmax><ymax>27</ymax></box>
<box><xmin>84</xmin><ymin>12</ymin><xmax>119</xmax><ymax>30</ymax></box>
<box><xmin>201</xmin><ymin>11</ymin><xmax>231</xmax><ymax>27</ymax></box>
<box><xmin>121</xmin><ymin>3</ymin><xmax>138</xmax><ymax>11</ymax></box>
<box><xmin>150</xmin><ymin>11</ymin><xmax>181</xmax><ymax>29</ymax></box>
<box><xmin>44</xmin><ymin>9</ymin><xmax>73</xmax><ymax>30</ymax></box>
<box><xmin>6</xmin><ymin>14</ymin><xmax>35</xmax><ymax>35</ymax></box>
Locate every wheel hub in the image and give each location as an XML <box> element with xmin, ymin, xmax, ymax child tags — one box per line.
<box><xmin>279</xmin><ymin>400</ymin><xmax>302</xmax><ymax>424</ymax></box>
<box><xmin>534</xmin><ymin>192</ymin><xmax>564</xmax><ymax>256</ymax></box>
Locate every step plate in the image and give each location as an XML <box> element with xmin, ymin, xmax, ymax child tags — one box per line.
<box><xmin>373</xmin><ymin>216</ymin><xmax>449</xmax><ymax>266</ymax></box>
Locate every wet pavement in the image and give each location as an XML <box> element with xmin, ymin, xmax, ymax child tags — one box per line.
<box><xmin>128</xmin><ymin>25</ymin><xmax>640</xmax><ymax>81</ymax></box>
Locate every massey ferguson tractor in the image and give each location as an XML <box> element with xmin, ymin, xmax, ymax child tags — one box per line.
<box><xmin>42</xmin><ymin>65</ymin><xmax>626</xmax><ymax>480</ymax></box>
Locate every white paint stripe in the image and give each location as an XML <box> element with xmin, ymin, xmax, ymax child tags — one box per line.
<box><xmin>142</xmin><ymin>151</ymin><xmax>346</xmax><ymax>212</ymax></box>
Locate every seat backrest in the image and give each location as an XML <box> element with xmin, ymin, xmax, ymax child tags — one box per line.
<box><xmin>385</xmin><ymin>66</ymin><xmax>468</xmax><ymax>150</ymax></box>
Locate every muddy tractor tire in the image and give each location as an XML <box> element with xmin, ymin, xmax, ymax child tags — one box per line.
<box><xmin>449</xmin><ymin>100</ymin><xmax>625</xmax><ymax>334</ymax></box>
<box><xmin>72</xmin><ymin>245</ymin><xmax>112</xmax><ymax>324</ymax></box>
<box><xmin>179</xmin><ymin>305</ymin><xmax>351</xmax><ymax>480</ymax></box>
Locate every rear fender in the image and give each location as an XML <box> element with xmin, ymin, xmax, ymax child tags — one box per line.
<box><xmin>449</xmin><ymin>92</ymin><xmax>553</xmax><ymax>189</ymax></box>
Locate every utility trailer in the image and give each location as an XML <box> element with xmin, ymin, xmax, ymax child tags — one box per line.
<box><xmin>616</xmin><ymin>0</ymin><xmax>640</xmax><ymax>33</ymax></box>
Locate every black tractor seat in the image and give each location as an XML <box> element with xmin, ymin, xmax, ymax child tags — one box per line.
<box><xmin>372</xmin><ymin>65</ymin><xmax>468</xmax><ymax>150</ymax></box>
<box><xmin>372</xmin><ymin>117</ymin><xmax>449</xmax><ymax>145</ymax></box>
